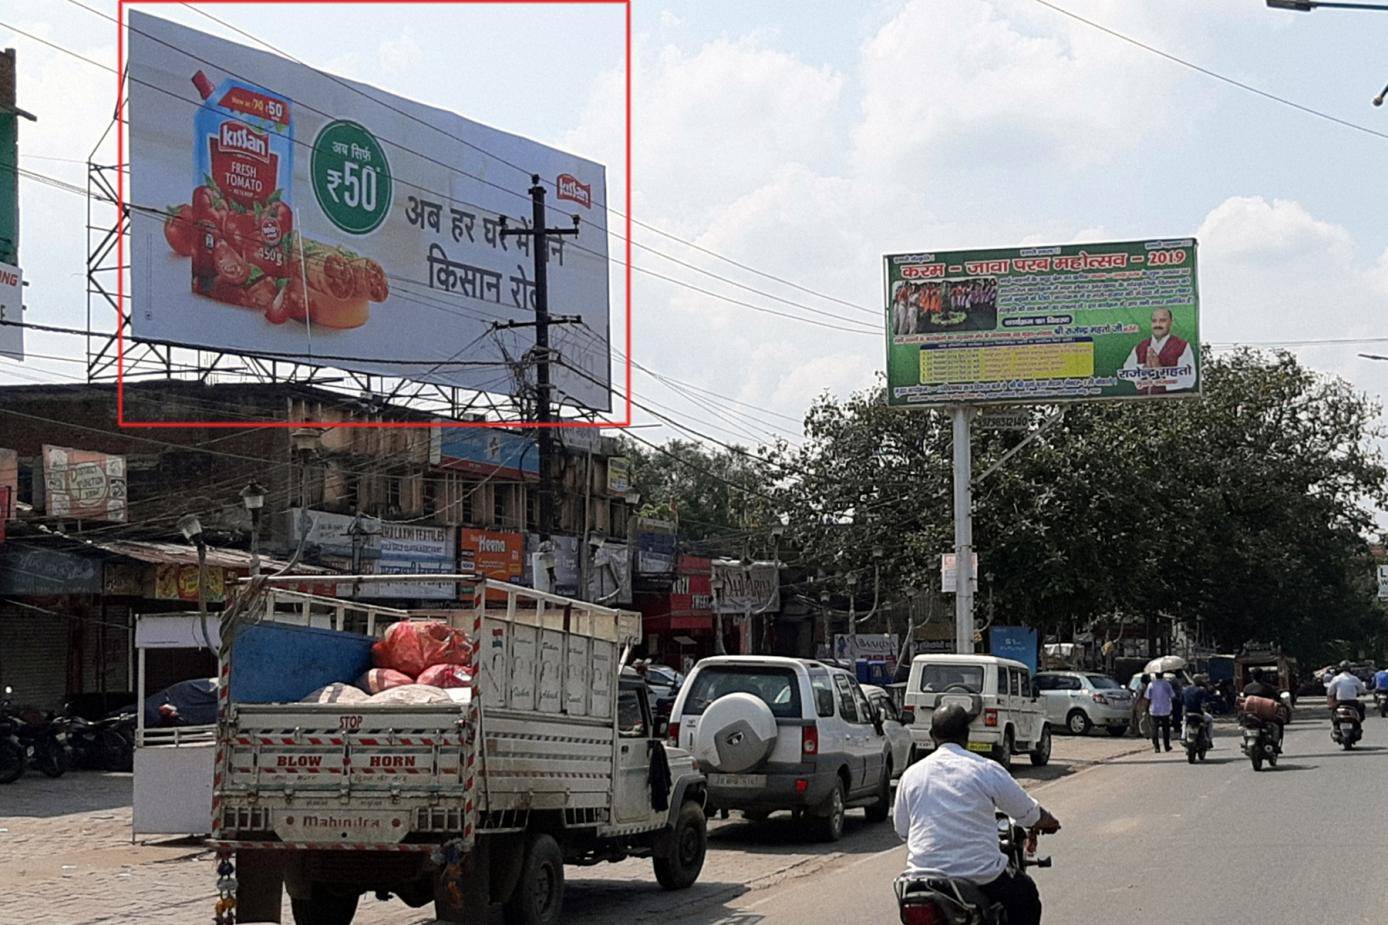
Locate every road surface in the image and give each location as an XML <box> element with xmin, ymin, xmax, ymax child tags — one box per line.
<box><xmin>677</xmin><ymin>709</ymin><xmax>1388</xmax><ymax>924</ymax></box>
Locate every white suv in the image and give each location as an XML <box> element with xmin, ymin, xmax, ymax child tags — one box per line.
<box><xmin>901</xmin><ymin>654</ymin><xmax>1051</xmax><ymax>772</ymax></box>
<box><xmin>667</xmin><ymin>656</ymin><xmax>894</xmax><ymax>842</ymax></box>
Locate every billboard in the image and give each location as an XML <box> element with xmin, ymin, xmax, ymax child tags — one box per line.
<box><xmin>607</xmin><ymin>456</ymin><xmax>630</xmax><ymax>495</ymax></box>
<box><xmin>439</xmin><ymin>429</ymin><xmax>538</xmax><ymax>480</ymax></box>
<box><xmin>41</xmin><ymin>446</ymin><xmax>127</xmax><ymax>522</ymax></box>
<box><xmin>635</xmin><ymin>517</ymin><xmax>677</xmax><ymax>576</ymax></box>
<box><xmin>459</xmin><ymin>528</ymin><xmax>524</xmax><ymax>601</ymax></box>
<box><xmin>989</xmin><ymin>626</ymin><xmax>1039</xmax><ymax>676</ymax></box>
<box><xmin>885</xmin><ymin>239</ymin><xmax>1199</xmax><ymax>406</ymax></box>
<box><xmin>0</xmin><ymin>261</ymin><xmax>21</xmax><ymax>360</ymax></box>
<box><xmin>833</xmin><ymin>633</ymin><xmax>901</xmax><ymax>671</ymax></box>
<box><xmin>127</xmin><ymin>12</ymin><xmax>611</xmax><ymax>410</ymax></box>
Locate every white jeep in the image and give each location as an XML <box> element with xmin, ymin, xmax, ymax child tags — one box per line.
<box><xmin>901</xmin><ymin>654</ymin><xmax>1051</xmax><ymax>772</ymax></box>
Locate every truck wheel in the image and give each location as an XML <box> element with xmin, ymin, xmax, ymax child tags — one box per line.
<box><xmin>503</xmin><ymin>833</ymin><xmax>564</xmax><ymax>925</ymax></box>
<box><xmin>809</xmin><ymin>779</ymin><xmax>846</xmax><ymax>843</ymax></box>
<box><xmin>290</xmin><ymin>887</ymin><xmax>360</xmax><ymax>925</ymax></box>
<box><xmin>654</xmin><ymin>801</ymin><xmax>707</xmax><ymax>890</ymax></box>
<box><xmin>864</xmin><ymin>764</ymin><xmax>892</xmax><ymax>823</ymax></box>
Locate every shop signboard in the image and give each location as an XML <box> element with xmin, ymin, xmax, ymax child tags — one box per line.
<box><xmin>606</xmin><ymin>456</ymin><xmax>630</xmax><ymax>495</ymax></box>
<box><xmin>127</xmin><ymin>12</ymin><xmax>611</xmax><ymax>409</ymax></box>
<box><xmin>459</xmin><ymin>527</ymin><xmax>523</xmax><ymax>601</ymax></box>
<box><xmin>670</xmin><ymin>555</ymin><xmax>713</xmax><ymax>615</ymax></box>
<box><xmin>0</xmin><ymin>545</ymin><xmax>103</xmax><ymax>595</ymax></box>
<box><xmin>40</xmin><ymin>446</ymin><xmax>127</xmax><ymax>522</ymax></box>
<box><xmin>0</xmin><ymin>261</ymin><xmax>20</xmax><ymax>360</ymax></box>
<box><xmin>290</xmin><ymin>509</ymin><xmax>455</xmax><ymax>599</ymax></box>
<box><xmin>885</xmin><ymin>238</ymin><xmax>1200</xmax><ymax>406</ymax></box>
<box><xmin>635</xmin><ymin>517</ymin><xmax>677</xmax><ymax>575</ymax></box>
<box><xmin>833</xmin><ymin>633</ymin><xmax>901</xmax><ymax>671</ymax></box>
<box><xmin>711</xmin><ymin>560</ymin><xmax>779</xmax><ymax>614</ymax></box>
<box><xmin>154</xmin><ymin>563</ymin><xmax>227</xmax><ymax>603</ymax></box>
<box><xmin>439</xmin><ymin>429</ymin><xmax>538</xmax><ymax>480</ymax></box>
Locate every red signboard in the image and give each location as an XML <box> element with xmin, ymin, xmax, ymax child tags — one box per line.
<box><xmin>459</xmin><ymin>528</ymin><xmax>524</xmax><ymax>600</ymax></box>
<box><xmin>670</xmin><ymin>555</ymin><xmax>712</xmax><ymax>616</ymax></box>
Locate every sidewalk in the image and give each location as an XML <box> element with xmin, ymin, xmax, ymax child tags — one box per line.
<box><xmin>0</xmin><ymin>731</ymin><xmax>1145</xmax><ymax>925</ymax></box>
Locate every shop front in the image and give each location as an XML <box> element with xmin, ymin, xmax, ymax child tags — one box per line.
<box><xmin>637</xmin><ymin>555</ymin><xmax>716</xmax><ymax>670</ymax></box>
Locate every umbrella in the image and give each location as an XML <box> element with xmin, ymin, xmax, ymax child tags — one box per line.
<box><xmin>1144</xmin><ymin>655</ymin><xmax>1187</xmax><ymax>675</ymax></box>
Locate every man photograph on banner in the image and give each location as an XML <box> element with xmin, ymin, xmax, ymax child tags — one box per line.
<box><xmin>1119</xmin><ymin>307</ymin><xmax>1198</xmax><ymax>395</ymax></box>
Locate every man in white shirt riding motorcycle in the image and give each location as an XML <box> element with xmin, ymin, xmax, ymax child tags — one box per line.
<box><xmin>894</xmin><ymin>704</ymin><xmax>1062</xmax><ymax>925</ymax></box>
<box><xmin>1327</xmin><ymin>660</ymin><xmax>1366</xmax><ymax>723</ymax></box>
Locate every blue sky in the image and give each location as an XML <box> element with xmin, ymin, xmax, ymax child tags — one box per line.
<box><xmin>6</xmin><ymin>1</ymin><xmax>1388</xmax><ymax>451</ymax></box>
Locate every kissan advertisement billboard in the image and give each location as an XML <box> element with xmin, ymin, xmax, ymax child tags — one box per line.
<box><xmin>127</xmin><ymin>11</ymin><xmax>611</xmax><ymax>410</ymax></box>
<box><xmin>885</xmin><ymin>238</ymin><xmax>1199</xmax><ymax>406</ymax></box>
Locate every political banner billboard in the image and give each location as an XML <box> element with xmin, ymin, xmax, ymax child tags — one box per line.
<box><xmin>885</xmin><ymin>239</ymin><xmax>1199</xmax><ymax>406</ymax></box>
<box><xmin>40</xmin><ymin>446</ymin><xmax>127</xmax><ymax>522</ymax></box>
<box><xmin>127</xmin><ymin>11</ymin><xmax>611</xmax><ymax>409</ymax></box>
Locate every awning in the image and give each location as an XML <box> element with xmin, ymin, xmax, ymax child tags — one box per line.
<box><xmin>91</xmin><ymin>539</ymin><xmax>332</xmax><ymax>575</ymax></box>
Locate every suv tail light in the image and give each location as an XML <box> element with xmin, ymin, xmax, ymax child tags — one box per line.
<box><xmin>900</xmin><ymin>706</ymin><xmax>914</xmax><ymax>726</ymax></box>
<box><xmin>668</xmin><ymin>721</ymin><xmax>680</xmax><ymax>747</ymax></box>
<box><xmin>900</xmin><ymin>900</ymin><xmax>946</xmax><ymax>925</ymax></box>
<box><xmin>802</xmin><ymin>725</ymin><xmax>819</xmax><ymax>756</ymax></box>
<box><xmin>983</xmin><ymin>708</ymin><xmax>998</xmax><ymax>727</ymax></box>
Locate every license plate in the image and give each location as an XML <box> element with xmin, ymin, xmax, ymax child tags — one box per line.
<box><xmin>966</xmin><ymin>741</ymin><xmax>993</xmax><ymax>753</ymax></box>
<box><xmin>1340</xmin><ymin>723</ymin><xmax>1355</xmax><ymax>732</ymax></box>
<box><xmin>709</xmin><ymin>773</ymin><xmax>767</xmax><ymax>789</ymax></box>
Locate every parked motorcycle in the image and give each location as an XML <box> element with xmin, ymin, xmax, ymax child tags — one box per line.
<box><xmin>0</xmin><ymin>690</ymin><xmax>24</xmax><ymax>784</ymax></box>
<box><xmin>894</xmin><ymin>816</ymin><xmax>1052</xmax><ymax>924</ymax></box>
<box><xmin>0</xmin><ymin>687</ymin><xmax>68</xmax><ymax>778</ymax></box>
<box><xmin>1330</xmin><ymin>703</ymin><xmax>1363</xmax><ymax>750</ymax></box>
<box><xmin>1182</xmin><ymin>711</ymin><xmax>1212</xmax><ymax>764</ymax></box>
<box><xmin>64</xmin><ymin>703</ymin><xmax>136</xmax><ymax>772</ymax></box>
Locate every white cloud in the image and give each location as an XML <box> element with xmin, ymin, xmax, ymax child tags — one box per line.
<box><xmin>1197</xmin><ymin>195</ymin><xmax>1353</xmax><ymax>262</ymax></box>
<box><xmin>378</xmin><ymin>31</ymin><xmax>423</xmax><ymax>80</ymax></box>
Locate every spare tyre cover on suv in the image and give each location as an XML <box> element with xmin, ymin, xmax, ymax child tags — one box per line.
<box><xmin>692</xmin><ymin>692</ymin><xmax>779</xmax><ymax>773</ymax></box>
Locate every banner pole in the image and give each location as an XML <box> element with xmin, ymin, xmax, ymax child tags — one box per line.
<box><xmin>951</xmin><ymin>405</ymin><xmax>974</xmax><ymax>654</ymax></box>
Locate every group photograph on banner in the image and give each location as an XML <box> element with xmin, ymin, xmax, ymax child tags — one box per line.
<box><xmin>884</xmin><ymin>238</ymin><xmax>1200</xmax><ymax>407</ymax></box>
<box><xmin>127</xmin><ymin>11</ymin><xmax>613</xmax><ymax>410</ymax></box>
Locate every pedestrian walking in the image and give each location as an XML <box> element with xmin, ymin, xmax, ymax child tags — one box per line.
<box><xmin>1131</xmin><ymin>673</ymin><xmax>1151</xmax><ymax>737</ymax></box>
<box><xmin>1146</xmin><ymin>673</ymin><xmax>1175</xmax><ymax>753</ymax></box>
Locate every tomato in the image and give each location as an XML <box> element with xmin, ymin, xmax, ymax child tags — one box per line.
<box><xmin>223</xmin><ymin>211</ymin><xmax>259</xmax><ymax>254</ymax></box>
<box><xmin>244</xmin><ymin>276</ymin><xmax>278</xmax><ymax>313</ymax></box>
<box><xmin>208</xmin><ymin>278</ymin><xmax>247</xmax><ymax>306</ymax></box>
<box><xmin>213</xmin><ymin>241</ymin><xmax>250</xmax><ymax>285</ymax></box>
<box><xmin>191</xmin><ymin>219</ymin><xmax>222</xmax><ymax>277</ymax></box>
<box><xmin>270</xmin><ymin>201</ymin><xmax>293</xmax><ymax>237</ymax></box>
<box><xmin>282</xmin><ymin>275</ymin><xmax>307</xmax><ymax>320</ymax></box>
<box><xmin>265</xmin><ymin>286</ymin><xmax>290</xmax><ymax>325</ymax></box>
<box><xmin>192</xmin><ymin>185</ymin><xmax>219</xmax><ymax>218</ymax></box>
<box><xmin>163</xmin><ymin>205</ymin><xmax>195</xmax><ymax>257</ymax></box>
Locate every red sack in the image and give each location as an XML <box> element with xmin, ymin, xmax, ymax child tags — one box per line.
<box><xmin>417</xmin><ymin>663</ymin><xmax>474</xmax><ymax>689</ymax></box>
<box><xmin>372</xmin><ymin>620</ymin><xmax>473</xmax><ymax>679</ymax></box>
<box><xmin>358</xmin><ymin>668</ymin><xmax>413</xmax><ymax>694</ymax></box>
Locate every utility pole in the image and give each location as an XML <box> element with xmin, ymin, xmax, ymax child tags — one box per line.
<box><xmin>500</xmin><ymin>175</ymin><xmax>580</xmax><ymax>543</ymax></box>
<box><xmin>951</xmin><ymin>406</ymin><xmax>976</xmax><ymax>654</ymax></box>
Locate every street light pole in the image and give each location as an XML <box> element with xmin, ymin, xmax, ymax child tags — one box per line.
<box><xmin>240</xmin><ymin>481</ymin><xmax>266</xmax><ymax>579</ymax></box>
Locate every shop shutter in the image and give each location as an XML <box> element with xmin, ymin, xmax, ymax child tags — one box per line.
<box><xmin>0</xmin><ymin>606</ymin><xmax>71</xmax><ymax>711</ymax></box>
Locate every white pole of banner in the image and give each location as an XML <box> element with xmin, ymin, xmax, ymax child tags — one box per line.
<box><xmin>951</xmin><ymin>406</ymin><xmax>975</xmax><ymax>654</ymax></box>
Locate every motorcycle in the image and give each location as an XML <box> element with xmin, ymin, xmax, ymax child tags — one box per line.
<box><xmin>894</xmin><ymin>816</ymin><xmax>1052</xmax><ymax>924</ymax></box>
<box><xmin>64</xmin><ymin>704</ymin><xmax>136</xmax><ymax>772</ymax></box>
<box><xmin>1182</xmin><ymin>711</ymin><xmax>1212</xmax><ymax>764</ymax></box>
<box><xmin>1240</xmin><ymin>715</ymin><xmax>1279</xmax><ymax>771</ymax></box>
<box><xmin>1330</xmin><ymin>702</ymin><xmax>1363</xmax><ymax>750</ymax></box>
<box><xmin>1374</xmin><ymin>690</ymin><xmax>1387</xmax><ymax>719</ymax></box>
<box><xmin>0</xmin><ymin>690</ymin><xmax>24</xmax><ymax>784</ymax></box>
<box><xmin>0</xmin><ymin>687</ymin><xmax>68</xmax><ymax>778</ymax></box>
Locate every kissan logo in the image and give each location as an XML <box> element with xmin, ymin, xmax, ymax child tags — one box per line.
<box><xmin>218</xmin><ymin>121</ymin><xmax>270</xmax><ymax>160</ymax></box>
<box><xmin>557</xmin><ymin>173</ymin><xmax>592</xmax><ymax>209</ymax></box>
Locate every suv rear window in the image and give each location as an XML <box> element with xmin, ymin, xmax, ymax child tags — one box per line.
<box><xmin>683</xmin><ymin>666</ymin><xmax>803</xmax><ymax>718</ymax></box>
<box><xmin>918</xmin><ymin>664</ymin><xmax>984</xmax><ymax>693</ymax></box>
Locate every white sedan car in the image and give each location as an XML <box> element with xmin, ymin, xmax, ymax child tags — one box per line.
<box><xmin>1035</xmin><ymin>671</ymin><xmax>1134</xmax><ymax>736</ymax></box>
<box><xmin>862</xmin><ymin>684</ymin><xmax>912</xmax><ymax>778</ymax></box>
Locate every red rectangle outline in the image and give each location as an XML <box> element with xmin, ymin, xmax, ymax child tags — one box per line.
<box><xmin>116</xmin><ymin>0</ymin><xmax>632</xmax><ymax>430</ymax></box>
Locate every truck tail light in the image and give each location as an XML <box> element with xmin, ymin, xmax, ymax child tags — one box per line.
<box><xmin>983</xmin><ymin>708</ymin><xmax>998</xmax><ymax>727</ymax></box>
<box><xmin>802</xmin><ymin>725</ymin><xmax>819</xmax><ymax>756</ymax></box>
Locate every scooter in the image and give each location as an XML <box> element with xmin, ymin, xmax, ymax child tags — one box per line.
<box><xmin>1182</xmin><ymin>711</ymin><xmax>1212</xmax><ymax>764</ymax></box>
<box><xmin>894</xmin><ymin>816</ymin><xmax>1052</xmax><ymax>924</ymax></box>
<box><xmin>1239</xmin><ymin>714</ymin><xmax>1279</xmax><ymax>771</ymax></box>
<box><xmin>1374</xmin><ymin>690</ymin><xmax>1387</xmax><ymax>719</ymax></box>
<box><xmin>1331</xmin><ymin>703</ymin><xmax>1363</xmax><ymax>750</ymax></box>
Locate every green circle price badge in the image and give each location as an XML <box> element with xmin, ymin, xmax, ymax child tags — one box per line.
<box><xmin>311</xmin><ymin>120</ymin><xmax>392</xmax><ymax>234</ymax></box>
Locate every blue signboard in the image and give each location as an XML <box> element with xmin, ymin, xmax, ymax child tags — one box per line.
<box><xmin>989</xmin><ymin>625</ymin><xmax>1038</xmax><ymax>676</ymax></box>
<box><xmin>439</xmin><ymin>429</ymin><xmax>538</xmax><ymax>479</ymax></box>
